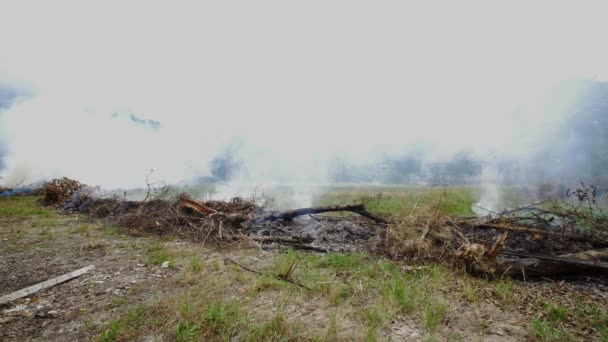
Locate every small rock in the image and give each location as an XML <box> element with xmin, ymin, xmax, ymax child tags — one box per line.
<box><xmin>161</xmin><ymin>261</ymin><xmax>170</xmax><ymax>268</ymax></box>
<box><xmin>136</xmin><ymin>264</ymin><xmax>145</xmax><ymax>267</ymax></box>
<box><xmin>42</xmin><ymin>321</ymin><xmax>51</xmax><ymax>327</ymax></box>
<box><xmin>47</xmin><ymin>310</ymin><xmax>59</xmax><ymax>316</ymax></box>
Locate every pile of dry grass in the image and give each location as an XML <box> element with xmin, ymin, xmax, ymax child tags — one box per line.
<box><xmin>39</xmin><ymin>177</ymin><xmax>85</xmax><ymax>206</ymax></box>
<box><xmin>371</xmin><ymin>197</ymin><xmax>453</xmax><ymax>261</ymax></box>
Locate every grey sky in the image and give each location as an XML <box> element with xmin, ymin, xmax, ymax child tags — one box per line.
<box><xmin>1</xmin><ymin>1</ymin><xmax>607</xmax><ymax>187</ymax></box>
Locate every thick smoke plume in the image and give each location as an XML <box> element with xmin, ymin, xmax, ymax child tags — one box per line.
<box><xmin>1</xmin><ymin>2</ymin><xmax>608</xmax><ymax>208</ymax></box>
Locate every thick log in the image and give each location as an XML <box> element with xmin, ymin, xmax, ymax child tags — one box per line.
<box><xmin>260</xmin><ymin>204</ymin><xmax>387</xmax><ymax>224</ymax></box>
<box><xmin>560</xmin><ymin>248</ymin><xmax>608</xmax><ymax>261</ymax></box>
<box><xmin>455</xmin><ymin>221</ymin><xmax>608</xmax><ymax>246</ymax></box>
<box><xmin>498</xmin><ymin>250</ymin><xmax>608</xmax><ymax>277</ymax></box>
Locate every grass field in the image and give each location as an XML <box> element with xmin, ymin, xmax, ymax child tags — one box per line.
<box><xmin>312</xmin><ymin>185</ymin><xmax>478</xmax><ymax>216</ymax></box>
<box><xmin>2</xmin><ymin>191</ymin><xmax>606</xmax><ymax>341</ymax></box>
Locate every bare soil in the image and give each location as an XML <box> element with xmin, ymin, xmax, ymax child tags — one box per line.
<box><xmin>1</xmin><ymin>199</ymin><xmax>608</xmax><ymax>341</ymax></box>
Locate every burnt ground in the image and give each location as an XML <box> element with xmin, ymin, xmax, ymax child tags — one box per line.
<box><xmin>1</xmin><ymin>197</ymin><xmax>608</xmax><ymax>341</ymax></box>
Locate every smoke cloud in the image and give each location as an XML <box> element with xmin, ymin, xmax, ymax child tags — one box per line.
<box><xmin>1</xmin><ymin>2</ymin><xmax>608</xmax><ymax>207</ymax></box>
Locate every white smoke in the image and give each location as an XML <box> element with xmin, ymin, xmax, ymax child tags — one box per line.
<box><xmin>1</xmin><ymin>2</ymin><xmax>608</xmax><ymax>205</ymax></box>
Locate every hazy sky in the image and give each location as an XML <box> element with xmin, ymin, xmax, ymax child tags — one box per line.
<box><xmin>1</xmin><ymin>1</ymin><xmax>607</xmax><ymax>187</ymax></box>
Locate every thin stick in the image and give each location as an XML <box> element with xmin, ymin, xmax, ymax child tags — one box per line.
<box><xmin>224</xmin><ymin>257</ymin><xmax>263</xmax><ymax>274</ymax></box>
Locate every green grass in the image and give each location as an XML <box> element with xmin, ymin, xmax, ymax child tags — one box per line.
<box><xmin>312</xmin><ymin>186</ymin><xmax>476</xmax><ymax>216</ymax></box>
<box><xmin>102</xmin><ymin>225</ymin><xmax>123</xmax><ymax>237</ymax></box>
<box><xmin>146</xmin><ymin>241</ymin><xmax>173</xmax><ymax>266</ymax></box>
<box><xmin>31</xmin><ymin>218</ymin><xmax>63</xmax><ymax>228</ymax></box>
<box><xmin>69</xmin><ymin>224</ymin><xmax>91</xmax><ymax>235</ymax></box>
<box><xmin>530</xmin><ymin>302</ymin><xmax>576</xmax><ymax>342</ymax></box>
<box><xmin>0</xmin><ymin>196</ymin><xmax>56</xmax><ymax>217</ymax></box>
<box><xmin>493</xmin><ymin>279</ymin><xmax>515</xmax><ymax>304</ymax></box>
<box><xmin>174</xmin><ymin>321</ymin><xmax>201</xmax><ymax>342</ymax></box>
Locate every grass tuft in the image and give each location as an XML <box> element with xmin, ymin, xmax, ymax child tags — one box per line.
<box><xmin>146</xmin><ymin>241</ymin><xmax>173</xmax><ymax>266</ymax></box>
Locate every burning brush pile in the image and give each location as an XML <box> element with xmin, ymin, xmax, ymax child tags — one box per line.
<box><xmin>35</xmin><ymin>178</ymin><xmax>387</xmax><ymax>252</ymax></box>
<box><xmin>25</xmin><ymin>178</ymin><xmax>608</xmax><ymax>279</ymax></box>
<box><xmin>374</xmin><ymin>186</ymin><xmax>608</xmax><ymax>279</ymax></box>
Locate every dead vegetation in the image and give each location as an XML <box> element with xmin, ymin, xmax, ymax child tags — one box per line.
<box><xmin>24</xmin><ymin>177</ymin><xmax>608</xmax><ymax>281</ymax></box>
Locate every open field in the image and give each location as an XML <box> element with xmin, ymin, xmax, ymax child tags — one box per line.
<box><xmin>1</xmin><ymin>191</ymin><xmax>607</xmax><ymax>341</ymax></box>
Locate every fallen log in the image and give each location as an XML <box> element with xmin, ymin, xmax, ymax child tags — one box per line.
<box><xmin>455</xmin><ymin>221</ymin><xmax>608</xmax><ymax>246</ymax></box>
<box><xmin>498</xmin><ymin>250</ymin><xmax>608</xmax><ymax>277</ymax></box>
<box><xmin>259</xmin><ymin>204</ymin><xmax>387</xmax><ymax>224</ymax></box>
<box><xmin>0</xmin><ymin>265</ymin><xmax>95</xmax><ymax>305</ymax></box>
<box><xmin>560</xmin><ymin>248</ymin><xmax>608</xmax><ymax>261</ymax></box>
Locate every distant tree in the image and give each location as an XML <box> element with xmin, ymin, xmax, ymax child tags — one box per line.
<box><xmin>209</xmin><ymin>151</ymin><xmax>243</xmax><ymax>181</ymax></box>
<box><xmin>444</xmin><ymin>152</ymin><xmax>482</xmax><ymax>184</ymax></box>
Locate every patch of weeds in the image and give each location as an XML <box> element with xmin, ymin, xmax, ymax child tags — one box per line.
<box><xmin>545</xmin><ymin>303</ymin><xmax>568</xmax><ymax>323</ymax></box>
<box><xmin>83</xmin><ymin>243</ymin><xmax>106</xmax><ymax>251</ymax></box>
<box><xmin>204</xmin><ymin>301</ymin><xmax>240</xmax><ymax>337</ymax></box>
<box><xmin>361</xmin><ymin>307</ymin><xmax>383</xmax><ymax>342</ymax></box>
<box><xmin>493</xmin><ymin>278</ymin><xmax>515</xmax><ymax>303</ymax></box>
<box><xmin>207</xmin><ymin>259</ymin><xmax>221</xmax><ymax>271</ymax></box>
<box><xmin>423</xmin><ymin>298</ymin><xmax>448</xmax><ymax>332</ymax></box>
<box><xmin>38</xmin><ymin>228</ymin><xmax>55</xmax><ymax>239</ymax></box>
<box><xmin>328</xmin><ymin>282</ymin><xmax>352</xmax><ymax>306</ymax></box>
<box><xmin>146</xmin><ymin>241</ymin><xmax>173</xmax><ymax>266</ymax></box>
<box><xmin>317</xmin><ymin>252</ymin><xmax>367</xmax><ymax>272</ymax></box>
<box><xmin>118</xmin><ymin>304</ymin><xmax>150</xmax><ymax>336</ymax></box>
<box><xmin>589</xmin><ymin>304</ymin><xmax>608</xmax><ymax>339</ymax></box>
<box><xmin>102</xmin><ymin>225</ymin><xmax>122</xmax><ymax>237</ymax></box>
<box><xmin>233</xmin><ymin>269</ymin><xmax>246</xmax><ymax>283</ymax></box>
<box><xmin>69</xmin><ymin>224</ymin><xmax>91</xmax><ymax>235</ymax></box>
<box><xmin>322</xmin><ymin>314</ymin><xmax>339</xmax><ymax>341</ymax></box>
<box><xmin>98</xmin><ymin>319</ymin><xmax>121</xmax><ymax>342</ymax></box>
<box><xmin>0</xmin><ymin>196</ymin><xmax>55</xmax><ymax>217</ymax></box>
<box><xmin>531</xmin><ymin>303</ymin><xmax>576</xmax><ymax>342</ymax></box>
<box><xmin>253</xmin><ymin>275</ymin><xmax>289</xmax><ymax>292</ymax></box>
<box><xmin>189</xmin><ymin>255</ymin><xmax>203</xmax><ymax>273</ymax></box>
<box><xmin>31</xmin><ymin>218</ymin><xmax>62</xmax><ymax>228</ymax></box>
<box><xmin>388</xmin><ymin>278</ymin><xmax>418</xmax><ymax>313</ymax></box>
<box><xmin>174</xmin><ymin>321</ymin><xmax>201</xmax><ymax>342</ymax></box>
<box><xmin>532</xmin><ymin>317</ymin><xmax>564</xmax><ymax>342</ymax></box>
<box><xmin>248</xmin><ymin>309</ymin><xmax>294</xmax><ymax>340</ymax></box>
<box><xmin>294</xmin><ymin>255</ymin><xmax>333</xmax><ymax>294</ymax></box>
<box><xmin>109</xmin><ymin>296</ymin><xmax>129</xmax><ymax>309</ymax></box>
<box><xmin>460</xmin><ymin>279</ymin><xmax>479</xmax><ymax>304</ymax></box>
<box><xmin>180</xmin><ymin>255</ymin><xmax>206</xmax><ymax>285</ymax></box>
<box><xmin>375</xmin><ymin>265</ymin><xmax>449</xmax><ymax>333</ymax></box>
